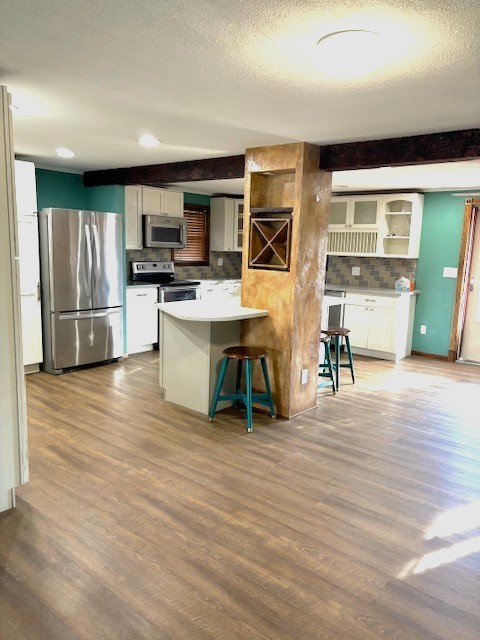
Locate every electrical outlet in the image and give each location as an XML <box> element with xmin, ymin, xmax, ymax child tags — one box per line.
<box><xmin>420</xmin><ymin>325</ymin><xmax>427</xmax><ymax>334</ymax></box>
<box><xmin>352</xmin><ymin>266</ymin><xmax>360</xmax><ymax>276</ymax></box>
<box><xmin>301</xmin><ymin>369</ymin><xmax>309</xmax><ymax>385</ymax></box>
<box><xmin>217</xmin><ymin>257</ymin><xmax>224</xmax><ymax>267</ymax></box>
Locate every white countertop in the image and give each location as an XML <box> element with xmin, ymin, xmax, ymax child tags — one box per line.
<box><xmin>156</xmin><ymin>297</ymin><xmax>269</xmax><ymax>322</ymax></box>
<box><xmin>326</xmin><ymin>285</ymin><xmax>419</xmax><ymax>297</ymax></box>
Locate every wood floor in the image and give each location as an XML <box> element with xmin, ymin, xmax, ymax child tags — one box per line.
<box><xmin>1</xmin><ymin>352</ymin><xmax>479</xmax><ymax>639</ymax></box>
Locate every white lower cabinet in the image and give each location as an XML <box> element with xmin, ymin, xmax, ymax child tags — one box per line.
<box><xmin>21</xmin><ymin>294</ymin><xmax>43</xmax><ymax>367</ymax></box>
<box><xmin>344</xmin><ymin>293</ymin><xmax>416</xmax><ymax>361</ymax></box>
<box><xmin>126</xmin><ymin>287</ymin><xmax>159</xmax><ymax>354</ymax></box>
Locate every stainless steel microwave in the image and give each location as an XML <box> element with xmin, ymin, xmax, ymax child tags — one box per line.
<box><xmin>143</xmin><ymin>215</ymin><xmax>187</xmax><ymax>248</ymax></box>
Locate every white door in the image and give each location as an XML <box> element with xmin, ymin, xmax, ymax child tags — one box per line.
<box><xmin>461</xmin><ymin>209</ymin><xmax>480</xmax><ymax>361</ymax></box>
<box><xmin>125</xmin><ymin>185</ymin><xmax>142</xmax><ymax>249</ymax></box>
<box><xmin>163</xmin><ymin>190</ymin><xmax>184</xmax><ymax>217</ymax></box>
<box><xmin>14</xmin><ymin>160</ymin><xmax>37</xmax><ymax>216</ymax></box>
<box><xmin>126</xmin><ymin>288</ymin><xmax>159</xmax><ymax>353</ymax></box>
<box><xmin>344</xmin><ymin>304</ymin><xmax>369</xmax><ymax>348</ymax></box>
<box><xmin>233</xmin><ymin>200</ymin><xmax>244</xmax><ymax>251</ymax></box>
<box><xmin>21</xmin><ymin>296</ymin><xmax>43</xmax><ymax>365</ymax></box>
<box><xmin>142</xmin><ymin>186</ymin><xmax>163</xmax><ymax>215</ymax></box>
<box><xmin>368</xmin><ymin>307</ymin><xmax>396</xmax><ymax>352</ymax></box>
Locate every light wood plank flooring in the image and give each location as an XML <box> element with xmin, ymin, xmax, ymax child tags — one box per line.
<box><xmin>1</xmin><ymin>352</ymin><xmax>479</xmax><ymax>639</ymax></box>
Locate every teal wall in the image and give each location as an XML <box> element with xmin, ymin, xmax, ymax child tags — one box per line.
<box><xmin>36</xmin><ymin>169</ymin><xmax>86</xmax><ymax>210</ymax></box>
<box><xmin>35</xmin><ymin>169</ymin><xmax>125</xmax><ymax>214</ymax></box>
<box><xmin>184</xmin><ymin>192</ymin><xmax>211</xmax><ymax>206</ymax></box>
<box><xmin>85</xmin><ymin>185</ymin><xmax>125</xmax><ymax>214</ymax></box>
<box><xmin>412</xmin><ymin>192</ymin><xmax>466</xmax><ymax>356</ymax></box>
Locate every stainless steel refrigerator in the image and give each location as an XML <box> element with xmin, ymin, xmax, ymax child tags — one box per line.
<box><xmin>39</xmin><ymin>208</ymin><xmax>124</xmax><ymax>374</ymax></box>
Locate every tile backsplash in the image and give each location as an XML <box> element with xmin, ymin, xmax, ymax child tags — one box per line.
<box><xmin>326</xmin><ymin>256</ymin><xmax>417</xmax><ymax>289</ymax></box>
<box><xmin>126</xmin><ymin>248</ymin><xmax>242</xmax><ymax>280</ymax></box>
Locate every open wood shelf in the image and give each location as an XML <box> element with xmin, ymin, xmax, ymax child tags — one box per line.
<box><xmin>250</xmin><ymin>207</ymin><xmax>293</xmax><ymax>215</ymax></box>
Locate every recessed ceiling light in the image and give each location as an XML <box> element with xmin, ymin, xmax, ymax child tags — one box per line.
<box><xmin>56</xmin><ymin>147</ymin><xmax>76</xmax><ymax>159</ymax></box>
<box><xmin>316</xmin><ymin>30</ymin><xmax>383</xmax><ymax>79</ymax></box>
<box><xmin>138</xmin><ymin>134</ymin><xmax>160</xmax><ymax>148</ymax></box>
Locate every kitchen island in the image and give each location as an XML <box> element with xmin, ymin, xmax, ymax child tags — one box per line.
<box><xmin>157</xmin><ymin>298</ymin><xmax>268</xmax><ymax>415</ymax></box>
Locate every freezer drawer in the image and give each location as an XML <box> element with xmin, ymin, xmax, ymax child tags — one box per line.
<box><xmin>50</xmin><ymin>308</ymin><xmax>123</xmax><ymax>371</ymax></box>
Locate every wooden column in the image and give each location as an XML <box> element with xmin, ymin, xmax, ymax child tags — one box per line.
<box><xmin>241</xmin><ymin>142</ymin><xmax>331</xmax><ymax>418</ymax></box>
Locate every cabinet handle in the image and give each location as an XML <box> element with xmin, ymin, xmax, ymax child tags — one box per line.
<box><xmin>136</xmin><ymin>293</ymin><xmax>148</xmax><ymax>296</ymax></box>
<box><xmin>365</xmin><ymin>298</ymin><xmax>376</xmax><ymax>302</ymax></box>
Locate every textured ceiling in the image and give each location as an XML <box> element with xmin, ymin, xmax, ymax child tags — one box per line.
<box><xmin>1</xmin><ymin>0</ymin><xmax>480</xmax><ymax>190</ymax></box>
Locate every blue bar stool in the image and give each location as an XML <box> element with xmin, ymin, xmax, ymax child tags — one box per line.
<box><xmin>318</xmin><ymin>335</ymin><xmax>336</xmax><ymax>393</ymax></box>
<box><xmin>321</xmin><ymin>328</ymin><xmax>355</xmax><ymax>390</ymax></box>
<box><xmin>209</xmin><ymin>346</ymin><xmax>275</xmax><ymax>433</ymax></box>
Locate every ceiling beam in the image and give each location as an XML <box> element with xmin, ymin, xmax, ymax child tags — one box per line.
<box><xmin>320</xmin><ymin>129</ymin><xmax>480</xmax><ymax>171</ymax></box>
<box><xmin>83</xmin><ymin>154</ymin><xmax>246</xmax><ymax>187</ymax></box>
<box><xmin>83</xmin><ymin>129</ymin><xmax>480</xmax><ymax>186</ymax></box>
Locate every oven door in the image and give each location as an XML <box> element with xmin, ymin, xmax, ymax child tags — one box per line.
<box><xmin>143</xmin><ymin>215</ymin><xmax>187</xmax><ymax>248</ymax></box>
<box><xmin>160</xmin><ymin>286</ymin><xmax>198</xmax><ymax>303</ymax></box>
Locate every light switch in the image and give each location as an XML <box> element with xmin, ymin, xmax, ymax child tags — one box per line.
<box><xmin>301</xmin><ymin>369</ymin><xmax>309</xmax><ymax>385</ymax></box>
<box><xmin>352</xmin><ymin>266</ymin><xmax>360</xmax><ymax>276</ymax></box>
<box><xmin>443</xmin><ymin>267</ymin><xmax>458</xmax><ymax>278</ymax></box>
<box><xmin>217</xmin><ymin>257</ymin><xmax>224</xmax><ymax>267</ymax></box>
<box><xmin>420</xmin><ymin>325</ymin><xmax>427</xmax><ymax>334</ymax></box>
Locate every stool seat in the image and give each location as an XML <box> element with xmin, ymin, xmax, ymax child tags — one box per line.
<box><xmin>322</xmin><ymin>327</ymin><xmax>351</xmax><ymax>337</ymax></box>
<box><xmin>321</xmin><ymin>327</ymin><xmax>355</xmax><ymax>389</ymax></box>
<box><xmin>223</xmin><ymin>346</ymin><xmax>267</xmax><ymax>360</ymax></box>
<box><xmin>209</xmin><ymin>345</ymin><xmax>275</xmax><ymax>432</ymax></box>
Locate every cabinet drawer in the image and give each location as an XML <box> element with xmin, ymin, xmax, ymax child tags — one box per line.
<box><xmin>126</xmin><ymin>287</ymin><xmax>158</xmax><ymax>302</ymax></box>
<box><xmin>345</xmin><ymin>293</ymin><xmax>398</xmax><ymax>309</ymax></box>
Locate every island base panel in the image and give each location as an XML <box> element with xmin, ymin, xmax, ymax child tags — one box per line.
<box><xmin>161</xmin><ymin>314</ymin><xmax>239</xmax><ymax>415</ymax></box>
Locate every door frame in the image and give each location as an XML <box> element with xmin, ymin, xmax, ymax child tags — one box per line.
<box><xmin>449</xmin><ymin>198</ymin><xmax>480</xmax><ymax>360</ymax></box>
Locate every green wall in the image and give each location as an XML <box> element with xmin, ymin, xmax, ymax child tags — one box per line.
<box><xmin>412</xmin><ymin>192</ymin><xmax>466</xmax><ymax>356</ymax></box>
<box><xmin>35</xmin><ymin>169</ymin><xmax>125</xmax><ymax>214</ymax></box>
<box><xmin>36</xmin><ymin>169</ymin><xmax>86</xmax><ymax>210</ymax></box>
<box><xmin>184</xmin><ymin>192</ymin><xmax>211</xmax><ymax>206</ymax></box>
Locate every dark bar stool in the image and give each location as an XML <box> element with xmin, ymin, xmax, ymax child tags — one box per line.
<box><xmin>209</xmin><ymin>346</ymin><xmax>275</xmax><ymax>433</ymax></box>
<box><xmin>318</xmin><ymin>335</ymin><xmax>336</xmax><ymax>393</ymax></box>
<box><xmin>321</xmin><ymin>328</ymin><xmax>355</xmax><ymax>390</ymax></box>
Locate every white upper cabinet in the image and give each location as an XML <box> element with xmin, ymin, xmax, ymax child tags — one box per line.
<box><xmin>233</xmin><ymin>200</ymin><xmax>244</xmax><ymax>251</ymax></box>
<box><xmin>142</xmin><ymin>186</ymin><xmax>163</xmax><ymax>216</ymax></box>
<box><xmin>327</xmin><ymin>192</ymin><xmax>424</xmax><ymax>258</ymax></box>
<box><xmin>125</xmin><ymin>185</ymin><xmax>142</xmax><ymax>250</ymax></box>
<box><xmin>328</xmin><ymin>195</ymin><xmax>381</xmax><ymax>230</ymax></box>
<box><xmin>125</xmin><ymin>185</ymin><xmax>184</xmax><ymax>249</ymax></box>
<box><xmin>211</xmin><ymin>197</ymin><xmax>244</xmax><ymax>252</ymax></box>
<box><xmin>380</xmin><ymin>193</ymin><xmax>424</xmax><ymax>258</ymax></box>
<box><xmin>162</xmin><ymin>190</ymin><xmax>184</xmax><ymax>217</ymax></box>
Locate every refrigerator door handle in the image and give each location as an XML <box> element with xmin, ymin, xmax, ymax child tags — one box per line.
<box><xmin>91</xmin><ymin>222</ymin><xmax>100</xmax><ymax>297</ymax></box>
<box><xmin>59</xmin><ymin>309</ymin><xmax>121</xmax><ymax>321</ymax></box>
<box><xmin>84</xmin><ymin>223</ymin><xmax>93</xmax><ymax>296</ymax></box>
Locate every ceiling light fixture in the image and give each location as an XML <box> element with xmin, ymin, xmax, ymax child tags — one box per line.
<box><xmin>56</xmin><ymin>147</ymin><xmax>76</xmax><ymax>159</ymax></box>
<box><xmin>138</xmin><ymin>134</ymin><xmax>160</xmax><ymax>148</ymax></box>
<box><xmin>316</xmin><ymin>29</ymin><xmax>383</xmax><ymax>79</ymax></box>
